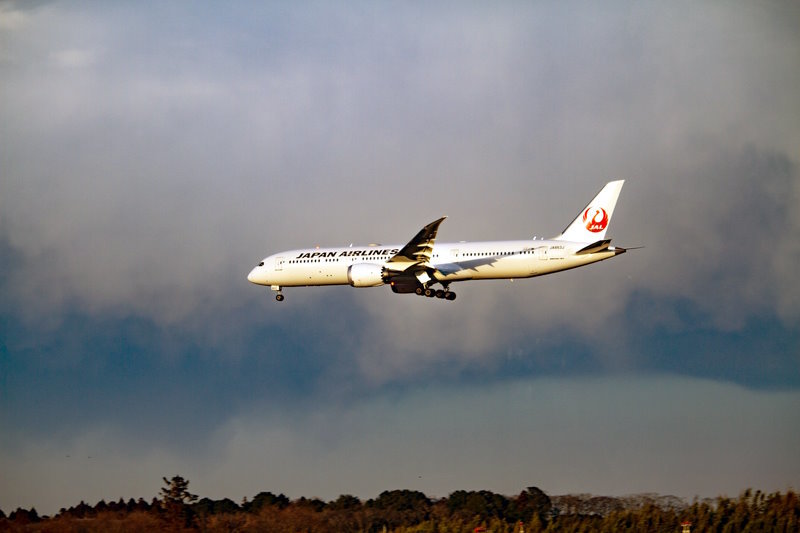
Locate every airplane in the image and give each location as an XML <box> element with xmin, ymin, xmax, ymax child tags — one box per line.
<box><xmin>248</xmin><ymin>180</ymin><xmax>628</xmax><ymax>301</ymax></box>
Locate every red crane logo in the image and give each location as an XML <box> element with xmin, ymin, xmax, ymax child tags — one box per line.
<box><xmin>583</xmin><ymin>206</ymin><xmax>608</xmax><ymax>232</ymax></box>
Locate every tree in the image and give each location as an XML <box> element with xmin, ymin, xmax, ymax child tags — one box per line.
<box><xmin>368</xmin><ymin>489</ymin><xmax>431</xmax><ymax>528</ymax></box>
<box><xmin>447</xmin><ymin>490</ymin><xmax>510</xmax><ymax>520</ymax></box>
<box><xmin>328</xmin><ymin>494</ymin><xmax>362</xmax><ymax>511</ymax></box>
<box><xmin>244</xmin><ymin>491</ymin><xmax>290</xmax><ymax>513</ymax></box>
<box><xmin>193</xmin><ymin>497</ymin><xmax>240</xmax><ymax>516</ymax></box>
<box><xmin>509</xmin><ymin>486</ymin><xmax>552</xmax><ymax>524</ymax></box>
<box><xmin>94</xmin><ymin>499</ymin><xmax>109</xmax><ymax>514</ymax></box>
<box><xmin>159</xmin><ymin>475</ymin><xmax>198</xmax><ymax>528</ymax></box>
<box><xmin>9</xmin><ymin>507</ymin><xmax>39</xmax><ymax>524</ymax></box>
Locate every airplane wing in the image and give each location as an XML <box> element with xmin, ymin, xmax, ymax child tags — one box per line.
<box><xmin>386</xmin><ymin>216</ymin><xmax>447</xmax><ymax>272</ymax></box>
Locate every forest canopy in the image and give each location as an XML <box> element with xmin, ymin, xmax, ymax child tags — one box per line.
<box><xmin>1</xmin><ymin>477</ymin><xmax>797</xmax><ymax>532</ymax></box>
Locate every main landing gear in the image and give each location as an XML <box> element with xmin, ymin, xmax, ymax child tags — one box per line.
<box><xmin>414</xmin><ymin>285</ymin><xmax>457</xmax><ymax>301</ymax></box>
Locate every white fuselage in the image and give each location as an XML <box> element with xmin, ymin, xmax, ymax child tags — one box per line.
<box><xmin>246</xmin><ymin>239</ymin><xmax>621</xmax><ymax>288</ymax></box>
<box><xmin>247</xmin><ymin>180</ymin><xmax>629</xmax><ymax>300</ymax></box>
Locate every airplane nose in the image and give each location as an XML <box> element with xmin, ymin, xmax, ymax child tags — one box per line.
<box><xmin>247</xmin><ymin>268</ymin><xmax>259</xmax><ymax>284</ymax></box>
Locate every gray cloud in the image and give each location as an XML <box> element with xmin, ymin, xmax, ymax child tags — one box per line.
<box><xmin>3</xmin><ymin>375</ymin><xmax>798</xmax><ymax>515</ymax></box>
<box><xmin>1</xmin><ymin>1</ymin><xmax>799</xmax><ymax>512</ymax></box>
<box><xmin>3</xmin><ymin>3</ymin><xmax>799</xmax><ymax>385</ymax></box>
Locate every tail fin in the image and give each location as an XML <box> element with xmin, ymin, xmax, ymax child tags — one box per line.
<box><xmin>553</xmin><ymin>180</ymin><xmax>624</xmax><ymax>242</ymax></box>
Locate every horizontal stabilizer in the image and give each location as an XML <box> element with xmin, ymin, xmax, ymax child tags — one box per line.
<box><xmin>576</xmin><ymin>239</ymin><xmax>612</xmax><ymax>255</ymax></box>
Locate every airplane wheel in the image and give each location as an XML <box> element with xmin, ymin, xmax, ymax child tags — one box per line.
<box><xmin>445</xmin><ymin>292</ymin><xmax>456</xmax><ymax>301</ymax></box>
<box><xmin>435</xmin><ymin>290</ymin><xmax>445</xmax><ymax>298</ymax></box>
<box><xmin>424</xmin><ymin>288</ymin><xmax>435</xmax><ymax>297</ymax></box>
<box><xmin>415</xmin><ymin>287</ymin><xmax>424</xmax><ymax>296</ymax></box>
<box><xmin>275</xmin><ymin>294</ymin><xmax>284</xmax><ymax>302</ymax></box>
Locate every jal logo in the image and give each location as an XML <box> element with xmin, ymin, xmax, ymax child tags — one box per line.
<box><xmin>583</xmin><ymin>206</ymin><xmax>608</xmax><ymax>232</ymax></box>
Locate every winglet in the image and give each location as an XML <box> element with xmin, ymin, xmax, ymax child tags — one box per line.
<box><xmin>388</xmin><ymin>216</ymin><xmax>447</xmax><ymax>267</ymax></box>
<box><xmin>554</xmin><ymin>180</ymin><xmax>624</xmax><ymax>242</ymax></box>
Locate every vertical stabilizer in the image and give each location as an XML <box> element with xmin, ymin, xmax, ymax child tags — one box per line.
<box><xmin>553</xmin><ymin>180</ymin><xmax>624</xmax><ymax>242</ymax></box>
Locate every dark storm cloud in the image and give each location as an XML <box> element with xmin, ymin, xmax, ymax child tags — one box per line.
<box><xmin>3</xmin><ymin>2</ymin><xmax>797</xmax><ymax>331</ymax></box>
<box><xmin>1</xmin><ymin>0</ymin><xmax>797</xmax><ymax>398</ymax></box>
<box><xmin>1</xmin><ymin>0</ymin><xmax>799</xmax><ymax>514</ymax></box>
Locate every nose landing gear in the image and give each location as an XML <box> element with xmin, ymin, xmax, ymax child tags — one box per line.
<box><xmin>271</xmin><ymin>285</ymin><xmax>284</xmax><ymax>302</ymax></box>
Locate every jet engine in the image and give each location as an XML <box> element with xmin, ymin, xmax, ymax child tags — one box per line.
<box><xmin>347</xmin><ymin>263</ymin><xmax>386</xmax><ymax>287</ymax></box>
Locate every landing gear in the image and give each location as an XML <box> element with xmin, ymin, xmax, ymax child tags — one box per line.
<box><xmin>271</xmin><ymin>285</ymin><xmax>284</xmax><ymax>302</ymax></box>
<box><xmin>440</xmin><ymin>284</ymin><xmax>456</xmax><ymax>300</ymax></box>
<box><xmin>415</xmin><ymin>284</ymin><xmax>456</xmax><ymax>301</ymax></box>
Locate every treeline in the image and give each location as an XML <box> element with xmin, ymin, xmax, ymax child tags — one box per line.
<box><xmin>1</xmin><ymin>477</ymin><xmax>797</xmax><ymax>532</ymax></box>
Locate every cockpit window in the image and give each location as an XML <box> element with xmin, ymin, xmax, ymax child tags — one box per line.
<box><xmin>258</xmin><ymin>261</ymin><xmax>264</xmax><ymax>267</ymax></box>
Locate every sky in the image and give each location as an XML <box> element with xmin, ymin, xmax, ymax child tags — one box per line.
<box><xmin>1</xmin><ymin>0</ymin><xmax>799</xmax><ymax>515</ymax></box>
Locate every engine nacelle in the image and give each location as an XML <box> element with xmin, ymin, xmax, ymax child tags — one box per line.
<box><xmin>347</xmin><ymin>263</ymin><xmax>386</xmax><ymax>287</ymax></box>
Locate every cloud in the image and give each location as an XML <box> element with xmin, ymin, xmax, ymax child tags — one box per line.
<box><xmin>0</xmin><ymin>2</ymin><xmax>27</xmax><ymax>31</ymax></box>
<box><xmin>2</xmin><ymin>2</ymin><xmax>799</xmax><ymax>386</ymax></box>
<box><xmin>1</xmin><ymin>2</ymin><xmax>799</xmax><ymax>514</ymax></box>
<box><xmin>3</xmin><ymin>375</ymin><xmax>798</xmax><ymax>515</ymax></box>
<box><xmin>50</xmin><ymin>48</ymin><xmax>97</xmax><ymax>69</ymax></box>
